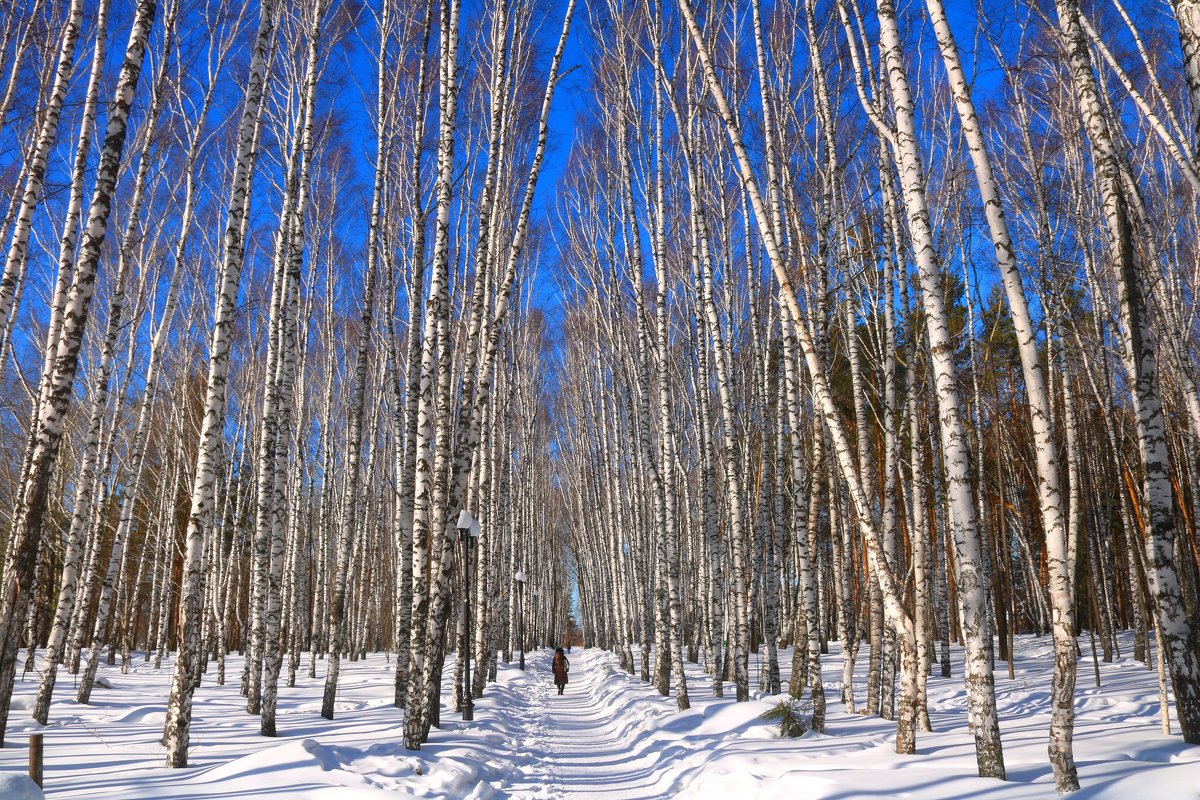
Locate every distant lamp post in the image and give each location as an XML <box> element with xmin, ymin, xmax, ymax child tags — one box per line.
<box><xmin>457</xmin><ymin>510</ymin><xmax>481</xmax><ymax>721</ymax></box>
<box><xmin>515</xmin><ymin>570</ymin><xmax>527</xmax><ymax>670</ymax></box>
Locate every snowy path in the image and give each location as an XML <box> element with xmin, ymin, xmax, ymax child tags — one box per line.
<box><xmin>502</xmin><ymin>650</ymin><xmax>676</xmax><ymax>799</ymax></box>
<box><xmin>3</xmin><ymin>636</ymin><xmax>1199</xmax><ymax>799</ymax></box>
<box><xmin>487</xmin><ymin>641</ymin><xmax>1200</xmax><ymax>800</ymax></box>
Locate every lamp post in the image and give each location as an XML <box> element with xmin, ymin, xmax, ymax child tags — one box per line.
<box><xmin>514</xmin><ymin>570</ymin><xmax>527</xmax><ymax>670</ymax></box>
<box><xmin>457</xmin><ymin>510</ymin><xmax>481</xmax><ymax>721</ymax></box>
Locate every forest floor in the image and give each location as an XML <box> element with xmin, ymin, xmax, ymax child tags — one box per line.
<box><xmin>1</xmin><ymin>633</ymin><xmax>1198</xmax><ymax>798</ymax></box>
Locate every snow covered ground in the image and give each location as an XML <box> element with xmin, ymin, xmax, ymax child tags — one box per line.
<box><xmin>1</xmin><ymin>634</ymin><xmax>1198</xmax><ymax>798</ymax></box>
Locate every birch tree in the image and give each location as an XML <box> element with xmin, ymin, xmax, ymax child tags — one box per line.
<box><xmin>0</xmin><ymin>0</ymin><xmax>159</xmax><ymax>746</ymax></box>
<box><xmin>1052</xmin><ymin>0</ymin><xmax>1200</xmax><ymax>746</ymax></box>
<box><xmin>163</xmin><ymin>0</ymin><xmax>278</xmax><ymax>766</ymax></box>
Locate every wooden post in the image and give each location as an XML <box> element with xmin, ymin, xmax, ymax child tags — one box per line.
<box><xmin>29</xmin><ymin>733</ymin><xmax>43</xmax><ymax>787</ymax></box>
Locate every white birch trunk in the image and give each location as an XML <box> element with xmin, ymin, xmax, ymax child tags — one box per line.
<box><xmin>871</xmin><ymin>0</ymin><xmax>1005</xmax><ymax>775</ymax></box>
<box><xmin>0</xmin><ymin>0</ymin><xmax>158</xmax><ymax>746</ymax></box>
<box><xmin>0</xmin><ymin>0</ymin><xmax>83</xmax><ymax>367</ymax></box>
<box><xmin>1170</xmin><ymin>0</ymin><xmax>1200</xmax><ymax>159</ymax></box>
<box><xmin>163</xmin><ymin>0</ymin><xmax>277</xmax><ymax>766</ymax></box>
<box><xmin>1053</xmin><ymin>0</ymin><xmax>1200</xmax><ymax>746</ymax></box>
<box><xmin>679</xmin><ymin>0</ymin><xmax>919</xmax><ymax>753</ymax></box>
<box><xmin>403</xmin><ymin>0</ymin><xmax>461</xmax><ymax>750</ymax></box>
<box><xmin>923</xmin><ymin>0</ymin><xmax>1074</xmax><ymax>781</ymax></box>
<box><xmin>30</xmin><ymin>0</ymin><xmax>115</xmax><ymax>723</ymax></box>
<box><xmin>260</xmin><ymin>0</ymin><xmax>327</xmax><ymax>734</ymax></box>
<box><xmin>319</xmin><ymin>0</ymin><xmax>376</xmax><ymax>720</ymax></box>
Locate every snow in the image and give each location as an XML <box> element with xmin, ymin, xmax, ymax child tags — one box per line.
<box><xmin>0</xmin><ymin>773</ymin><xmax>45</xmax><ymax>800</ymax></box>
<box><xmin>2</xmin><ymin>634</ymin><xmax>1198</xmax><ymax>798</ymax></box>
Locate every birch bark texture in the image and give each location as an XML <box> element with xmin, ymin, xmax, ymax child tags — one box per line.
<box><xmin>0</xmin><ymin>0</ymin><xmax>159</xmax><ymax>747</ymax></box>
<box><xmin>1053</xmin><ymin>0</ymin><xmax>1200</xmax><ymax>747</ymax></box>
<box><xmin>163</xmin><ymin>0</ymin><xmax>277</xmax><ymax>767</ymax></box>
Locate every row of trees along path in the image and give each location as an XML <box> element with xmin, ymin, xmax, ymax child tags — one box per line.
<box><xmin>0</xmin><ymin>0</ymin><xmax>1198</xmax><ymax>795</ymax></box>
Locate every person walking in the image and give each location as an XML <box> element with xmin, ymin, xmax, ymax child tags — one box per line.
<box><xmin>552</xmin><ymin>647</ymin><xmax>570</xmax><ymax>695</ymax></box>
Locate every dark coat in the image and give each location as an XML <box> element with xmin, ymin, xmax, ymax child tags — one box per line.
<box><xmin>552</xmin><ymin>652</ymin><xmax>570</xmax><ymax>685</ymax></box>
